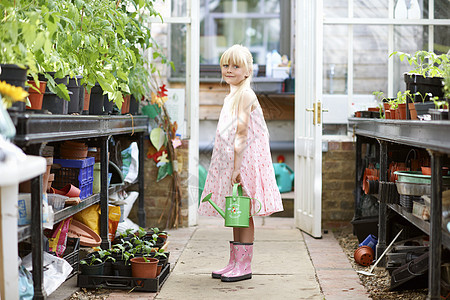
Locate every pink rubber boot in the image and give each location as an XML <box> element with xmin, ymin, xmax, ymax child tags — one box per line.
<box><xmin>212</xmin><ymin>241</ymin><xmax>235</xmax><ymax>279</ymax></box>
<box><xmin>221</xmin><ymin>242</ymin><xmax>253</xmax><ymax>282</ymax></box>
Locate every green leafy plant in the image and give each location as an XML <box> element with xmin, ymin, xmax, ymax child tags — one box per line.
<box><xmin>431</xmin><ymin>96</ymin><xmax>448</xmax><ymax>110</ymax></box>
<box><xmin>414</xmin><ymin>91</ymin><xmax>433</xmax><ymax>103</ymax></box>
<box><xmin>80</xmin><ymin>255</ymin><xmax>103</xmax><ymax>266</ymax></box>
<box><xmin>97</xmin><ymin>249</ymin><xmax>116</xmax><ymax>263</ymax></box>
<box><xmin>1</xmin><ymin>0</ymin><xmax>172</xmax><ymax>107</ymax></box>
<box><xmin>390</xmin><ymin>50</ymin><xmax>449</xmax><ymax>78</ymax></box>
<box><xmin>152</xmin><ymin>248</ymin><xmax>167</xmax><ymax>260</ymax></box>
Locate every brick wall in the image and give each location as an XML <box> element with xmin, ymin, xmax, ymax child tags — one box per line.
<box><xmin>322</xmin><ymin>141</ymin><xmax>356</xmax><ymax>225</ymax></box>
<box><xmin>128</xmin><ymin>140</ymin><xmax>190</xmax><ymax>229</ymax></box>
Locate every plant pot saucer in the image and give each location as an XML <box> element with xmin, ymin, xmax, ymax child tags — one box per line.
<box><xmin>68</xmin><ymin>219</ymin><xmax>102</xmax><ymax>247</ymax></box>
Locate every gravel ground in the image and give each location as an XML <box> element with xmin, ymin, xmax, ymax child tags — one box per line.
<box><xmin>334</xmin><ymin>228</ymin><xmax>427</xmax><ymax>300</ymax></box>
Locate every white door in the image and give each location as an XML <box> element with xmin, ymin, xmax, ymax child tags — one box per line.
<box><xmin>294</xmin><ymin>0</ymin><xmax>323</xmax><ymax>238</ymax></box>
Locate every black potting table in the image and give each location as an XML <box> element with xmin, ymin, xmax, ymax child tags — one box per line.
<box><xmin>9</xmin><ymin>113</ymin><xmax>148</xmax><ymax>299</ymax></box>
<box><xmin>350</xmin><ymin>117</ymin><xmax>450</xmax><ymax>299</ymax></box>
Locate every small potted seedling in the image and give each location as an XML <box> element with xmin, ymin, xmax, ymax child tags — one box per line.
<box><xmin>130</xmin><ymin>254</ymin><xmax>159</xmax><ymax>279</ymax></box>
<box><xmin>429</xmin><ymin>96</ymin><xmax>449</xmax><ymax>120</ymax></box>
<box><xmin>79</xmin><ymin>255</ymin><xmax>104</xmax><ymax>276</ymax></box>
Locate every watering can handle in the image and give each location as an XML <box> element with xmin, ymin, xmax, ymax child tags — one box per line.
<box><xmin>232</xmin><ymin>183</ymin><xmax>243</xmax><ymax>198</ymax></box>
<box><xmin>250</xmin><ymin>198</ymin><xmax>262</xmax><ymax>217</ymax></box>
<box><xmin>232</xmin><ymin>184</ymin><xmax>262</xmax><ymax>217</ymax></box>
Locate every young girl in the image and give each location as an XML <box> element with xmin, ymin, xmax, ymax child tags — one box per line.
<box><xmin>198</xmin><ymin>44</ymin><xmax>283</xmax><ymax>282</ymax></box>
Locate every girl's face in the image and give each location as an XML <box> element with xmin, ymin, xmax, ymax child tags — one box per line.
<box><xmin>221</xmin><ymin>62</ymin><xmax>250</xmax><ymax>87</ymax></box>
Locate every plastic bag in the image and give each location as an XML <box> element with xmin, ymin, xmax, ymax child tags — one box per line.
<box><xmin>121</xmin><ymin>142</ymin><xmax>139</xmax><ymax>183</ymax></box>
<box><xmin>19</xmin><ymin>258</ymin><xmax>33</xmax><ymax>300</ymax></box>
<box><xmin>74</xmin><ymin>204</ymin><xmax>100</xmax><ymax>234</ymax></box>
<box><xmin>107</xmin><ymin>205</ymin><xmax>121</xmax><ymax>240</ymax></box>
<box><xmin>48</xmin><ymin>217</ymin><xmax>73</xmax><ymax>257</ymax></box>
<box><xmin>74</xmin><ymin>204</ymin><xmax>121</xmax><ymax>239</ymax></box>
<box><xmin>22</xmin><ymin>252</ymin><xmax>72</xmax><ymax>296</ymax></box>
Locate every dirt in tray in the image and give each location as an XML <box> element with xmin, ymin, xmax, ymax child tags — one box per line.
<box><xmin>333</xmin><ymin>226</ymin><xmax>428</xmax><ymax>300</ymax></box>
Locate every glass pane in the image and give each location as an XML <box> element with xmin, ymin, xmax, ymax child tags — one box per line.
<box><xmin>323</xmin><ymin>25</ymin><xmax>348</xmax><ymax>95</ymax></box>
<box><xmin>423</xmin><ymin>0</ymin><xmax>450</xmax><ymax>19</ymax></box>
<box><xmin>170</xmin><ymin>23</ymin><xmax>187</xmax><ymax>78</ymax></box>
<box><xmin>323</xmin><ymin>0</ymin><xmax>348</xmax><ymax>18</ymax></box>
<box><xmin>353</xmin><ymin>25</ymin><xmax>389</xmax><ymax>95</ymax></box>
<box><xmin>435</xmin><ymin>0</ymin><xmax>450</xmax><ymax>19</ymax></box>
<box><xmin>171</xmin><ymin>0</ymin><xmax>187</xmax><ymax>17</ymax></box>
<box><xmin>435</xmin><ymin>25</ymin><xmax>450</xmax><ymax>55</ymax></box>
<box><xmin>393</xmin><ymin>25</ymin><xmax>428</xmax><ymax>93</ymax></box>
<box><xmin>354</xmin><ymin>0</ymin><xmax>388</xmax><ymax>18</ymax></box>
<box><xmin>264</xmin><ymin>0</ymin><xmax>280</xmax><ymax>13</ymax></box>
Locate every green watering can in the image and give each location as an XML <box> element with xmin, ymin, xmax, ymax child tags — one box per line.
<box><xmin>202</xmin><ymin>184</ymin><xmax>261</xmax><ymax>228</ymax></box>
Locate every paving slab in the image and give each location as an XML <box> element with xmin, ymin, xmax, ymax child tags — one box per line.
<box><xmin>156</xmin><ymin>224</ymin><xmax>323</xmax><ymax>300</ymax></box>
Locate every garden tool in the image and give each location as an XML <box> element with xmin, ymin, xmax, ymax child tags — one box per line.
<box><xmin>273</xmin><ymin>162</ymin><xmax>294</xmax><ymax>193</ymax></box>
<box><xmin>357</xmin><ymin>229</ymin><xmax>403</xmax><ymax>276</ymax></box>
<box><xmin>201</xmin><ymin>183</ymin><xmax>261</xmax><ymax>228</ymax></box>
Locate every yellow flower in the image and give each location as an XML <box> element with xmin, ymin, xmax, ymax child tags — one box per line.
<box><xmin>0</xmin><ymin>80</ymin><xmax>29</xmax><ymax>108</ymax></box>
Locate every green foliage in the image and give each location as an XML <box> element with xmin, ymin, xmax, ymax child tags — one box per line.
<box><xmin>80</xmin><ymin>255</ymin><xmax>103</xmax><ymax>266</ymax></box>
<box><xmin>0</xmin><ymin>0</ymin><xmax>171</xmax><ymax>105</ymax></box>
<box><xmin>390</xmin><ymin>50</ymin><xmax>449</xmax><ymax>78</ymax></box>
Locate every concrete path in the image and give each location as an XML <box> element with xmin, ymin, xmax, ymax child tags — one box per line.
<box><xmin>155</xmin><ymin>216</ymin><xmax>323</xmax><ymax>300</ymax></box>
<box><xmin>53</xmin><ymin>216</ymin><xmax>370</xmax><ymax>299</ymax></box>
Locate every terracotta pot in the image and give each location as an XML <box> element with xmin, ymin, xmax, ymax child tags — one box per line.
<box><xmin>47</xmin><ymin>173</ymin><xmax>55</xmax><ymax>192</ymax></box>
<box><xmin>156</xmin><ymin>263</ymin><xmax>163</xmax><ymax>276</ymax></box>
<box><xmin>355</xmin><ymin>111</ymin><xmax>361</xmax><ymax>118</ymax></box>
<box><xmin>385</xmin><ymin>110</ymin><xmax>391</xmax><ymax>119</ymax></box>
<box><xmin>53</xmin><ymin>184</ymin><xmax>80</xmax><ymax>197</ymax></box>
<box><xmin>391</xmin><ymin>108</ymin><xmax>398</xmax><ymax>119</ymax></box>
<box><xmin>83</xmin><ymin>86</ymin><xmax>91</xmax><ymax>112</ymax></box>
<box><xmin>368</xmin><ymin>107</ymin><xmax>378</xmax><ymax>112</ymax></box>
<box><xmin>130</xmin><ymin>257</ymin><xmax>159</xmax><ymax>278</ymax></box>
<box><xmin>354</xmin><ymin>246</ymin><xmax>374</xmax><ymax>267</ymax></box>
<box><xmin>398</xmin><ymin>103</ymin><xmax>407</xmax><ymax>120</ymax></box>
<box><xmin>408</xmin><ymin>103</ymin><xmax>418</xmax><ymax>120</ymax></box>
<box><xmin>121</xmin><ymin>95</ymin><xmax>131</xmax><ymax>114</ymax></box>
<box><xmin>421</xmin><ymin>166</ymin><xmax>449</xmax><ymax>176</ymax></box>
<box><xmin>383</xmin><ymin>103</ymin><xmax>390</xmax><ymax>112</ymax></box>
<box><xmin>60</xmin><ymin>141</ymin><xmax>88</xmax><ymax>159</ymax></box>
<box><xmin>26</xmin><ymin>80</ymin><xmax>47</xmax><ymax>110</ymax></box>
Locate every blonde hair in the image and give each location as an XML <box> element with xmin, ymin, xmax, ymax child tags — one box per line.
<box><xmin>220</xmin><ymin>44</ymin><xmax>253</xmax><ymax>113</ymax></box>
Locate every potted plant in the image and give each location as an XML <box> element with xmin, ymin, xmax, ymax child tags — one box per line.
<box><xmin>130</xmin><ymin>255</ymin><xmax>159</xmax><ymax>279</ymax></box>
<box><xmin>390</xmin><ymin>50</ymin><xmax>448</xmax><ymax>102</ymax></box>
<box><xmin>429</xmin><ymin>96</ymin><xmax>449</xmax><ymax>120</ymax></box>
<box><xmin>79</xmin><ymin>254</ymin><xmax>105</xmax><ymax>276</ymax></box>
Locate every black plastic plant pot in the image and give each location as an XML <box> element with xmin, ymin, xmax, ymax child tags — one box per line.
<box><xmin>38</xmin><ymin>73</ymin><xmax>69</xmax><ymax>93</ymax></box>
<box><xmin>103</xmin><ymin>94</ymin><xmax>114</xmax><ymax>115</ymax></box>
<box><xmin>0</xmin><ymin>64</ymin><xmax>28</xmax><ymax>87</ymax></box>
<box><xmin>89</xmin><ymin>84</ymin><xmax>104</xmax><ymax>115</ymax></box>
<box><xmin>129</xmin><ymin>95</ymin><xmax>139</xmax><ymax>114</ymax></box>
<box><xmin>103</xmin><ymin>260</ymin><xmax>114</xmax><ymax>276</ymax></box>
<box><xmin>404</xmin><ymin>73</ymin><xmax>444</xmax><ymax>101</ymax></box>
<box><xmin>67</xmin><ymin>76</ymin><xmax>83</xmax><ymax>114</ymax></box>
<box><xmin>428</xmin><ymin>108</ymin><xmax>449</xmax><ymax>120</ymax></box>
<box><xmin>42</xmin><ymin>92</ymin><xmax>69</xmax><ymax>114</ymax></box>
<box><xmin>80</xmin><ymin>262</ymin><xmax>105</xmax><ymax>276</ymax></box>
<box><xmin>414</xmin><ymin>102</ymin><xmax>435</xmax><ymax>117</ymax></box>
<box><xmin>112</xmin><ymin>261</ymin><xmax>132</xmax><ymax>277</ymax></box>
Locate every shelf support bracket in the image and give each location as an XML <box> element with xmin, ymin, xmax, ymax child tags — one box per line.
<box><xmin>429</xmin><ymin>150</ymin><xmax>443</xmax><ymax>300</ymax></box>
<box><xmin>376</xmin><ymin>139</ymin><xmax>388</xmax><ymax>267</ymax></box>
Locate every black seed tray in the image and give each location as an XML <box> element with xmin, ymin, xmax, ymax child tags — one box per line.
<box><xmin>77</xmin><ymin>263</ymin><xmax>170</xmax><ymax>292</ymax></box>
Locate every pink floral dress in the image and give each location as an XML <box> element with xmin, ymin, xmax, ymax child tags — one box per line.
<box><xmin>198</xmin><ymin>95</ymin><xmax>283</xmax><ymax>217</ymax></box>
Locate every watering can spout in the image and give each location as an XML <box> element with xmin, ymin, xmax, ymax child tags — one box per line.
<box><xmin>201</xmin><ymin>193</ymin><xmax>225</xmax><ymax>219</ymax></box>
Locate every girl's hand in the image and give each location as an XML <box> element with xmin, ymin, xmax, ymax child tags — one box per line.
<box><xmin>231</xmin><ymin>170</ymin><xmax>241</xmax><ymax>185</ymax></box>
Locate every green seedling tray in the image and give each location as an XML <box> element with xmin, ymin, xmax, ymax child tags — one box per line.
<box><xmin>394</xmin><ymin>171</ymin><xmax>450</xmax><ymax>185</ymax></box>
